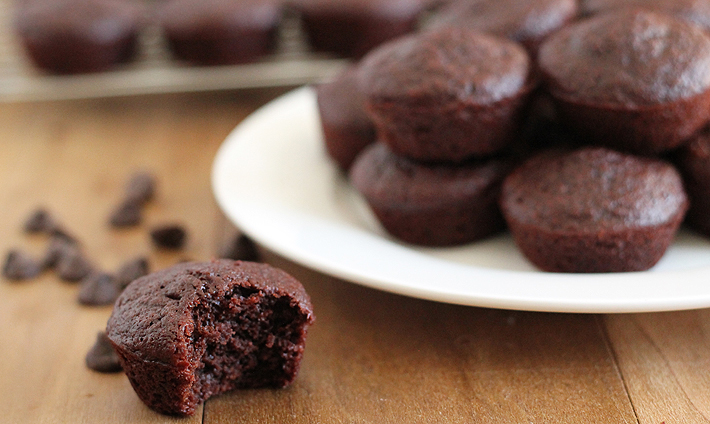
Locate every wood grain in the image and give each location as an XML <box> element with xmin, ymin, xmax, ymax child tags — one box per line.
<box><xmin>606</xmin><ymin>312</ymin><xmax>710</xmax><ymax>424</ymax></box>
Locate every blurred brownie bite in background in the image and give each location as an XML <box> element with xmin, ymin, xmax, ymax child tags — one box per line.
<box><xmin>15</xmin><ymin>0</ymin><xmax>145</xmax><ymax>74</ymax></box>
<box><xmin>291</xmin><ymin>0</ymin><xmax>428</xmax><ymax>58</ymax></box>
<box><xmin>157</xmin><ymin>0</ymin><xmax>282</xmax><ymax>66</ymax></box>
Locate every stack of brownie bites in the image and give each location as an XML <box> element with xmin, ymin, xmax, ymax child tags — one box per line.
<box><xmin>317</xmin><ymin>0</ymin><xmax>710</xmax><ymax>273</ymax></box>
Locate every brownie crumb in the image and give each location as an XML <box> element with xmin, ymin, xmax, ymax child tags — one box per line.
<box><xmin>3</xmin><ymin>250</ymin><xmax>41</xmax><ymax>281</ymax></box>
<box><xmin>126</xmin><ymin>171</ymin><xmax>156</xmax><ymax>205</ymax></box>
<box><xmin>56</xmin><ymin>245</ymin><xmax>93</xmax><ymax>282</ymax></box>
<box><xmin>78</xmin><ymin>272</ymin><xmax>120</xmax><ymax>306</ymax></box>
<box><xmin>85</xmin><ymin>331</ymin><xmax>122</xmax><ymax>373</ymax></box>
<box><xmin>150</xmin><ymin>225</ymin><xmax>187</xmax><ymax>249</ymax></box>
<box><xmin>109</xmin><ymin>199</ymin><xmax>142</xmax><ymax>228</ymax></box>
<box><xmin>115</xmin><ymin>256</ymin><xmax>149</xmax><ymax>291</ymax></box>
<box><xmin>23</xmin><ymin>208</ymin><xmax>56</xmax><ymax>234</ymax></box>
<box><xmin>219</xmin><ymin>233</ymin><xmax>260</xmax><ymax>262</ymax></box>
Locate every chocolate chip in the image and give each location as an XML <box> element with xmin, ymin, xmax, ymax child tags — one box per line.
<box><xmin>219</xmin><ymin>233</ymin><xmax>260</xmax><ymax>262</ymax></box>
<box><xmin>78</xmin><ymin>272</ymin><xmax>120</xmax><ymax>306</ymax></box>
<box><xmin>23</xmin><ymin>208</ymin><xmax>77</xmax><ymax>243</ymax></box>
<box><xmin>108</xmin><ymin>200</ymin><xmax>142</xmax><ymax>228</ymax></box>
<box><xmin>23</xmin><ymin>208</ymin><xmax>56</xmax><ymax>234</ymax></box>
<box><xmin>2</xmin><ymin>250</ymin><xmax>41</xmax><ymax>280</ymax></box>
<box><xmin>50</xmin><ymin>226</ymin><xmax>78</xmax><ymax>244</ymax></box>
<box><xmin>115</xmin><ymin>256</ymin><xmax>149</xmax><ymax>291</ymax></box>
<box><xmin>150</xmin><ymin>225</ymin><xmax>187</xmax><ymax>249</ymax></box>
<box><xmin>85</xmin><ymin>331</ymin><xmax>122</xmax><ymax>373</ymax></box>
<box><xmin>125</xmin><ymin>171</ymin><xmax>156</xmax><ymax>205</ymax></box>
<box><xmin>41</xmin><ymin>236</ymin><xmax>77</xmax><ymax>270</ymax></box>
<box><xmin>56</xmin><ymin>245</ymin><xmax>93</xmax><ymax>282</ymax></box>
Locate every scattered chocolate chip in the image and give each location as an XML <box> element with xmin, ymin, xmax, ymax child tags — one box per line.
<box><xmin>23</xmin><ymin>208</ymin><xmax>56</xmax><ymax>234</ymax></box>
<box><xmin>2</xmin><ymin>250</ymin><xmax>41</xmax><ymax>281</ymax></box>
<box><xmin>85</xmin><ymin>331</ymin><xmax>122</xmax><ymax>373</ymax></box>
<box><xmin>125</xmin><ymin>171</ymin><xmax>156</xmax><ymax>205</ymax></box>
<box><xmin>108</xmin><ymin>199</ymin><xmax>142</xmax><ymax>228</ymax></box>
<box><xmin>219</xmin><ymin>233</ymin><xmax>260</xmax><ymax>262</ymax></box>
<box><xmin>150</xmin><ymin>225</ymin><xmax>187</xmax><ymax>249</ymax></box>
<box><xmin>78</xmin><ymin>272</ymin><xmax>120</xmax><ymax>306</ymax></box>
<box><xmin>115</xmin><ymin>256</ymin><xmax>149</xmax><ymax>291</ymax></box>
<box><xmin>49</xmin><ymin>226</ymin><xmax>78</xmax><ymax>244</ymax></box>
<box><xmin>23</xmin><ymin>208</ymin><xmax>77</xmax><ymax>243</ymax></box>
<box><xmin>41</xmin><ymin>236</ymin><xmax>77</xmax><ymax>270</ymax></box>
<box><xmin>56</xmin><ymin>245</ymin><xmax>93</xmax><ymax>282</ymax></box>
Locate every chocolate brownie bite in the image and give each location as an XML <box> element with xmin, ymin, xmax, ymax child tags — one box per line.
<box><xmin>15</xmin><ymin>0</ymin><xmax>144</xmax><ymax>74</ymax></box>
<box><xmin>350</xmin><ymin>142</ymin><xmax>512</xmax><ymax>246</ymax></box>
<box><xmin>500</xmin><ymin>147</ymin><xmax>688</xmax><ymax>273</ymax></box>
<box><xmin>291</xmin><ymin>0</ymin><xmax>427</xmax><ymax>58</ymax></box>
<box><xmin>676</xmin><ymin>128</ymin><xmax>710</xmax><ymax>237</ymax></box>
<box><xmin>157</xmin><ymin>0</ymin><xmax>282</xmax><ymax>66</ymax></box>
<box><xmin>538</xmin><ymin>9</ymin><xmax>710</xmax><ymax>155</ymax></box>
<box><xmin>359</xmin><ymin>27</ymin><xmax>533</xmax><ymax>162</ymax></box>
<box><xmin>427</xmin><ymin>0</ymin><xmax>578</xmax><ymax>55</ymax></box>
<box><xmin>316</xmin><ymin>65</ymin><xmax>376</xmax><ymax>171</ymax></box>
<box><xmin>106</xmin><ymin>260</ymin><xmax>314</xmax><ymax>416</ymax></box>
<box><xmin>581</xmin><ymin>0</ymin><xmax>710</xmax><ymax>31</ymax></box>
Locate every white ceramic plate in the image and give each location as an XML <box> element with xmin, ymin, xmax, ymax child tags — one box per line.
<box><xmin>212</xmin><ymin>87</ymin><xmax>710</xmax><ymax>313</ymax></box>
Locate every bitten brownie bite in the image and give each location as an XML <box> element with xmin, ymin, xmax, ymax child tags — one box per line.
<box><xmin>292</xmin><ymin>0</ymin><xmax>427</xmax><ymax>59</ymax></box>
<box><xmin>500</xmin><ymin>148</ymin><xmax>688</xmax><ymax>273</ymax></box>
<box><xmin>316</xmin><ymin>65</ymin><xmax>376</xmax><ymax>171</ymax></box>
<box><xmin>676</xmin><ymin>128</ymin><xmax>710</xmax><ymax>237</ymax></box>
<box><xmin>350</xmin><ymin>142</ymin><xmax>512</xmax><ymax>246</ymax></box>
<box><xmin>15</xmin><ymin>0</ymin><xmax>144</xmax><ymax>74</ymax></box>
<box><xmin>157</xmin><ymin>0</ymin><xmax>282</xmax><ymax>66</ymax></box>
<box><xmin>359</xmin><ymin>27</ymin><xmax>533</xmax><ymax>163</ymax></box>
<box><xmin>106</xmin><ymin>260</ymin><xmax>315</xmax><ymax>416</ymax></box>
<box><xmin>538</xmin><ymin>9</ymin><xmax>710</xmax><ymax>155</ymax></box>
<box><xmin>427</xmin><ymin>0</ymin><xmax>578</xmax><ymax>55</ymax></box>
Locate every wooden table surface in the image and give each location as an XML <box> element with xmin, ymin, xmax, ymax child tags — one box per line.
<box><xmin>1</xmin><ymin>88</ymin><xmax>710</xmax><ymax>424</ymax></box>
